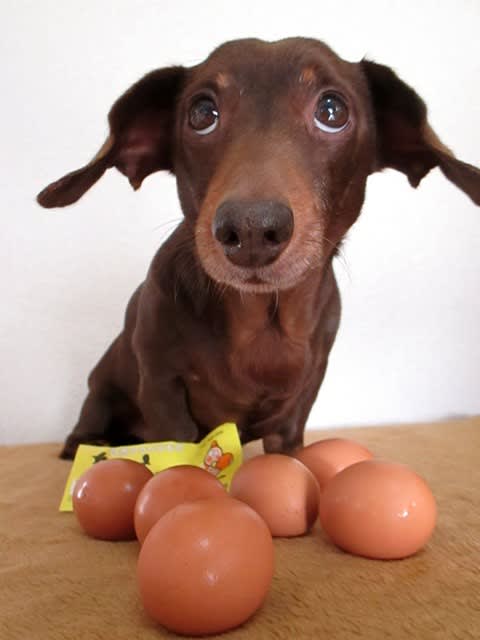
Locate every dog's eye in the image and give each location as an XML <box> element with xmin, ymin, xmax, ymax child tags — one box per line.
<box><xmin>189</xmin><ymin>97</ymin><xmax>219</xmax><ymax>135</ymax></box>
<box><xmin>314</xmin><ymin>94</ymin><xmax>349</xmax><ymax>133</ymax></box>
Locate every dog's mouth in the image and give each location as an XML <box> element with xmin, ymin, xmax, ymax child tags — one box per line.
<box><xmin>238</xmin><ymin>273</ymin><xmax>279</xmax><ymax>293</ymax></box>
<box><xmin>210</xmin><ymin>259</ymin><xmax>314</xmax><ymax>294</ymax></box>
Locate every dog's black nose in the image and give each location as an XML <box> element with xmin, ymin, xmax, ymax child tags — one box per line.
<box><xmin>213</xmin><ymin>200</ymin><xmax>294</xmax><ymax>268</ymax></box>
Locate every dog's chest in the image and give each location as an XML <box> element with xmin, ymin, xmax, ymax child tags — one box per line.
<box><xmin>184</xmin><ymin>299</ymin><xmax>312</xmax><ymax>429</ymax></box>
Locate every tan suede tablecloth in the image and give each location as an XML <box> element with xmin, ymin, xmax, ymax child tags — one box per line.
<box><xmin>1</xmin><ymin>417</ymin><xmax>479</xmax><ymax>639</ymax></box>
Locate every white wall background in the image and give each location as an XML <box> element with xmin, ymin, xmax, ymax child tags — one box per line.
<box><xmin>2</xmin><ymin>0</ymin><xmax>479</xmax><ymax>445</ymax></box>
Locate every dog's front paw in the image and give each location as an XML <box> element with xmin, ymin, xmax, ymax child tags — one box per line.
<box><xmin>262</xmin><ymin>431</ymin><xmax>304</xmax><ymax>455</ymax></box>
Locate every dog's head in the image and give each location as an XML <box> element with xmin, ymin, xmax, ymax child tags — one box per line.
<box><xmin>37</xmin><ymin>38</ymin><xmax>480</xmax><ymax>293</ymax></box>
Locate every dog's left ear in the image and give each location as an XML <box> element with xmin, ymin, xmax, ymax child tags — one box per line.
<box><xmin>361</xmin><ymin>60</ymin><xmax>480</xmax><ymax>205</ymax></box>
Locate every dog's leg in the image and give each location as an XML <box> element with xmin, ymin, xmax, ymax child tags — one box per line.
<box><xmin>60</xmin><ymin>390</ymin><xmax>114</xmax><ymax>459</ymax></box>
<box><xmin>137</xmin><ymin>376</ymin><xmax>199</xmax><ymax>443</ymax></box>
<box><xmin>240</xmin><ymin>402</ymin><xmax>307</xmax><ymax>454</ymax></box>
<box><xmin>60</xmin><ymin>336</ymin><xmax>126</xmax><ymax>459</ymax></box>
<box><xmin>262</xmin><ymin>357</ymin><xmax>331</xmax><ymax>455</ymax></box>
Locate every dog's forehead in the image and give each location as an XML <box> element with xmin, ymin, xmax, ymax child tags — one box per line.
<box><xmin>189</xmin><ymin>38</ymin><xmax>359</xmax><ymax>91</ymax></box>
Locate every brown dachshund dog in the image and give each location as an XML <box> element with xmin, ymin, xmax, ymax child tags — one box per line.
<box><xmin>37</xmin><ymin>38</ymin><xmax>480</xmax><ymax>459</ymax></box>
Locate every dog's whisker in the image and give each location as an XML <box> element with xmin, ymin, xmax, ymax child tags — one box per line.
<box><xmin>151</xmin><ymin>217</ymin><xmax>183</xmax><ymax>233</ymax></box>
<box><xmin>323</xmin><ymin>238</ymin><xmax>352</xmax><ymax>283</ymax></box>
<box><xmin>271</xmin><ymin>290</ymin><xmax>279</xmax><ymax>317</ymax></box>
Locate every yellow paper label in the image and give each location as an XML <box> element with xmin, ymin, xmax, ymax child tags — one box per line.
<box><xmin>59</xmin><ymin>423</ymin><xmax>242</xmax><ymax>511</ymax></box>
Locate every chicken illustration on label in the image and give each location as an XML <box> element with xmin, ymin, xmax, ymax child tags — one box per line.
<box><xmin>203</xmin><ymin>440</ymin><xmax>234</xmax><ymax>480</ymax></box>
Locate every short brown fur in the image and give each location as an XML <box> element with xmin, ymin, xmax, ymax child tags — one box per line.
<box><xmin>37</xmin><ymin>38</ymin><xmax>480</xmax><ymax>458</ymax></box>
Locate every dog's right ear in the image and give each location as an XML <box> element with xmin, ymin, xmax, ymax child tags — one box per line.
<box><xmin>37</xmin><ymin>66</ymin><xmax>187</xmax><ymax>208</ymax></box>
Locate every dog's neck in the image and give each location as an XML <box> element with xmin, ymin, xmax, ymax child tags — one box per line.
<box><xmin>162</xmin><ymin>221</ymin><xmax>335</xmax><ymax>345</ymax></box>
<box><xmin>221</xmin><ymin>265</ymin><xmax>334</xmax><ymax>350</ymax></box>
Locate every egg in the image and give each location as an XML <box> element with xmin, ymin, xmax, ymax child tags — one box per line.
<box><xmin>319</xmin><ymin>460</ymin><xmax>437</xmax><ymax>559</ymax></box>
<box><xmin>137</xmin><ymin>496</ymin><xmax>274</xmax><ymax>636</ymax></box>
<box><xmin>73</xmin><ymin>459</ymin><xmax>153</xmax><ymax>540</ymax></box>
<box><xmin>229</xmin><ymin>454</ymin><xmax>319</xmax><ymax>537</ymax></box>
<box><xmin>295</xmin><ymin>438</ymin><xmax>373</xmax><ymax>490</ymax></box>
<box><xmin>134</xmin><ymin>464</ymin><xmax>226</xmax><ymax>544</ymax></box>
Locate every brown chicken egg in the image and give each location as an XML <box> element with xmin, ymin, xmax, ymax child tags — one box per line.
<box><xmin>319</xmin><ymin>460</ymin><xmax>437</xmax><ymax>559</ymax></box>
<box><xmin>72</xmin><ymin>459</ymin><xmax>153</xmax><ymax>540</ymax></box>
<box><xmin>295</xmin><ymin>438</ymin><xmax>373</xmax><ymax>490</ymax></box>
<box><xmin>137</xmin><ymin>496</ymin><xmax>274</xmax><ymax>636</ymax></box>
<box><xmin>134</xmin><ymin>464</ymin><xmax>226</xmax><ymax>544</ymax></box>
<box><xmin>229</xmin><ymin>454</ymin><xmax>319</xmax><ymax>537</ymax></box>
